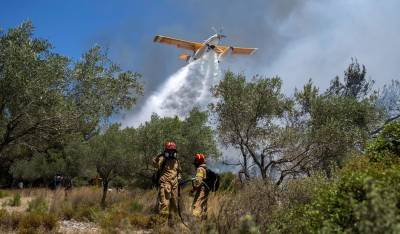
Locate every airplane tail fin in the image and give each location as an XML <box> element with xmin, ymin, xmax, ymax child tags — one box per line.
<box><xmin>178</xmin><ymin>53</ymin><xmax>191</xmax><ymax>62</ymax></box>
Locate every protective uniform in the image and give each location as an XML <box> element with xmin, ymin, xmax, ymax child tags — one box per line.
<box><xmin>153</xmin><ymin>142</ymin><xmax>182</xmax><ymax>220</ymax></box>
<box><xmin>191</xmin><ymin>154</ymin><xmax>209</xmax><ymax>220</ymax></box>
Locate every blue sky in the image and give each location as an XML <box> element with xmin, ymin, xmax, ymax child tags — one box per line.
<box><xmin>1</xmin><ymin>1</ymin><xmax>187</xmax><ymax>60</ymax></box>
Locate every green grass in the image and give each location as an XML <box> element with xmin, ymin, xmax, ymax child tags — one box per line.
<box><xmin>0</xmin><ymin>190</ymin><xmax>9</xmax><ymax>199</ymax></box>
<box><xmin>9</xmin><ymin>193</ymin><xmax>21</xmax><ymax>207</ymax></box>
<box><xmin>27</xmin><ymin>197</ymin><xmax>48</xmax><ymax>213</ymax></box>
<box><xmin>129</xmin><ymin>201</ymin><xmax>143</xmax><ymax>213</ymax></box>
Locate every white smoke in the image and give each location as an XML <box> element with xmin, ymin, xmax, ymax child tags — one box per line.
<box><xmin>124</xmin><ymin>52</ymin><xmax>221</xmax><ymax>126</ymax></box>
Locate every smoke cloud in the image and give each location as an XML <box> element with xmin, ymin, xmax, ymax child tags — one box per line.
<box><xmin>94</xmin><ymin>0</ymin><xmax>400</xmax><ymax>126</ymax></box>
<box><xmin>124</xmin><ymin>52</ymin><xmax>221</xmax><ymax>126</ymax></box>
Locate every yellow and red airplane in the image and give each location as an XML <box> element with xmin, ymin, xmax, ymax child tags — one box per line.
<box><xmin>153</xmin><ymin>31</ymin><xmax>257</xmax><ymax>63</ymax></box>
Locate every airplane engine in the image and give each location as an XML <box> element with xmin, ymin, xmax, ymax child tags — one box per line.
<box><xmin>178</xmin><ymin>53</ymin><xmax>191</xmax><ymax>62</ymax></box>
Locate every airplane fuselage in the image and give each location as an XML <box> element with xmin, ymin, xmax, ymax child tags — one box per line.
<box><xmin>191</xmin><ymin>34</ymin><xmax>221</xmax><ymax>61</ymax></box>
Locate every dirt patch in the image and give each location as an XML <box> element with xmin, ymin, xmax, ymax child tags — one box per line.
<box><xmin>59</xmin><ymin>220</ymin><xmax>100</xmax><ymax>234</ymax></box>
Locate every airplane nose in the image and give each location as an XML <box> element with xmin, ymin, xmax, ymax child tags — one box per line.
<box><xmin>219</xmin><ymin>35</ymin><xmax>227</xmax><ymax>39</ymax></box>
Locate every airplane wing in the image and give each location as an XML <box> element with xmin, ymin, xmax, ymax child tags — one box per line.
<box><xmin>216</xmin><ymin>45</ymin><xmax>257</xmax><ymax>55</ymax></box>
<box><xmin>153</xmin><ymin>35</ymin><xmax>203</xmax><ymax>51</ymax></box>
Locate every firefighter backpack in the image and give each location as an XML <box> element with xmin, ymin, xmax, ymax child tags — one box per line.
<box><xmin>204</xmin><ymin>169</ymin><xmax>220</xmax><ymax>192</ymax></box>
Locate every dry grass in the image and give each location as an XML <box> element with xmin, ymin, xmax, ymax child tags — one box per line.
<box><xmin>203</xmin><ymin>180</ymin><xmax>279</xmax><ymax>233</ymax></box>
<box><xmin>0</xmin><ymin>208</ymin><xmax>58</xmax><ymax>233</ymax></box>
<box><xmin>0</xmin><ymin>180</ymin><xmax>316</xmax><ymax>233</ymax></box>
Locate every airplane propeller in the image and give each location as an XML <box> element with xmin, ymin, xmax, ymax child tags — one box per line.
<box><xmin>212</xmin><ymin>26</ymin><xmax>226</xmax><ymax>39</ymax></box>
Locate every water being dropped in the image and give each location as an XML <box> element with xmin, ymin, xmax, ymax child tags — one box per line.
<box><xmin>127</xmin><ymin>52</ymin><xmax>221</xmax><ymax>126</ymax></box>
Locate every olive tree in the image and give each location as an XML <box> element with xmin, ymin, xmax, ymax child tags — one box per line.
<box><xmin>211</xmin><ymin>71</ymin><xmax>298</xmax><ymax>181</ymax></box>
<box><xmin>86</xmin><ymin>124</ymin><xmax>136</xmax><ymax>207</ymax></box>
<box><xmin>0</xmin><ymin>21</ymin><xmax>142</xmax><ymax>185</ymax></box>
<box><xmin>130</xmin><ymin>108</ymin><xmax>219</xmax><ymax>184</ymax></box>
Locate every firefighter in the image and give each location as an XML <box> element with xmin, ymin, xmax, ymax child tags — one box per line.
<box><xmin>190</xmin><ymin>153</ymin><xmax>209</xmax><ymax>220</ymax></box>
<box><xmin>153</xmin><ymin>141</ymin><xmax>182</xmax><ymax>223</ymax></box>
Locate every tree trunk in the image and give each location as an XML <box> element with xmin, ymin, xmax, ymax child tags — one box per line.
<box><xmin>261</xmin><ymin>167</ymin><xmax>268</xmax><ymax>180</ymax></box>
<box><xmin>101</xmin><ymin>179</ymin><xmax>109</xmax><ymax>208</ymax></box>
<box><xmin>239</xmin><ymin>144</ymin><xmax>251</xmax><ymax>180</ymax></box>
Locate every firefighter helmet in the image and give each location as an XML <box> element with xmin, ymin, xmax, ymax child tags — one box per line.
<box><xmin>194</xmin><ymin>153</ymin><xmax>205</xmax><ymax>165</ymax></box>
<box><xmin>164</xmin><ymin>141</ymin><xmax>177</xmax><ymax>151</ymax></box>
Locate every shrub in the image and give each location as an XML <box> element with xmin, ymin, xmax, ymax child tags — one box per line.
<box><xmin>129</xmin><ymin>201</ymin><xmax>143</xmax><ymax>213</ymax></box>
<box><xmin>69</xmin><ymin>187</ymin><xmax>100</xmax><ymax>208</ymax></box>
<box><xmin>100</xmin><ymin>209</ymin><xmax>128</xmax><ymax>232</ymax></box>
<box><xmin>0</xmin><ymin>190</ymin><xmax>9</xmax><ymax>198</ymax></box>
<box><xmin>218</xmin><ymin>172</ymin><xmax>236</xmax><ymax>192</ymax></box>
<box><xmin>72</xmin><ymin>176</ymin><xmax>90</xmax><ymax>187</ymax></box>
<box><xmin>268</xmin><ymin>120</ymin><xmax>400</xmax><ymax>233</ymax></box>
<box><xmin>59</xmin><ymin>201</ymin><xmax>74</xmax><ymax>220</ymax></box>
<box><xmin>74</xmin><ymin>204</ymin><xmax>100</xmax><ymax>222</ymax></box>
<box><xmin>269</xmin><ymin>157</ymin><xmax>400</xmax><ymax>233</ymax></box>
<box><xmin>0</xmin><ymin>209</ymin><xmax>21</xmax><ymax>230</ymax></box>
<box><xmin>19</xmin><ymin>212</ymin><xmax>43</xmax><ymax>230</ymax></box>
<box><xmin>0</xmin><ymin>209</ymin><xmax>57</xmax><ymax>232</ymax></box>
<box><xmin>27</xmin><ymin>197</ymin><xmax>48</xmax><ymax>213</ymax></box>
<box><xmin>279</xmin><ymin>174</ymin><xmax>328</xmax><ymax>209</ymax></box>
<box><xmin>111</xmin><ymin>176</ymin><xmax>128</xmax><ymax>189</ymax></box>
<box><xmin>9</xmin><ymin>193</ymin><xmax>21</xmax><ymax>207</ymax></box>
<box><xmin>238</xmin><ymin>214</ymin><xmax>261</xmax><ymax>234</ymax></box>
<box><xmin>128</xmin><ymin>214</ymin><xmax>152</xmax><ymax>229</ymax></box>
<box><xmin>367</xmin><ymin>120</ymin><xmax>400</xmax><ymax>162</ymax></box>
<box><xmin>208</xmin><ymin>180</ymin><xmax>279</xmax><ymax>233</ymax></box>
<box><xmin>100</xmin><ymin>208</ymin><xmax>153</xmax><ymax>232</ymax></box>
<box><xmin>18</xmin><ymin>212</ymin><xmax>58</xmax><ymax>232</ymax></box>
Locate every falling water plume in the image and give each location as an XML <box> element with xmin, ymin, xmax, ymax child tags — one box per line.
<box><xmin>126</xmin><ymin>52</ymin><xmax>221</xmax><ymax>126</ymax></box>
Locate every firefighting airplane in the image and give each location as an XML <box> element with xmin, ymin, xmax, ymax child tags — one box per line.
<box><xmin>153</xmin><ymin>31</ymin><xmax>257</xmax><ymax>63</ymax></box>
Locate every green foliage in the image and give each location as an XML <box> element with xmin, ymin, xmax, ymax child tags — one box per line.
<box><xmin>70</xmin><ymin>45</ymin><xmax>143</xmax><ymax>138</ymax></box>
<box><xmin>132</xmin><ymin>108</ymin><xmax>219</xmax><ymax>180</ymax></box>
<box><xmin>238</xmin><ymin>214</ymin><xmax>260</xmax><ymax>234</ymax></box>
<box><xmin>111</xmin><ymin>176</ymin><xmax>128</xmax><ymax>189</ymax></box>
<box><xmin>290</xmin><ymin>61</ymin><xmax>380</xmax><ymax>176</ymax></box>
<box><xmin>9</xmin><ymin>193</ymin><xmax>21</xmax><ymax>207</ymax></box>
<box><xmin>367</xmin><ymin>120</ymin><xmax>400</xmax><ymax>162</ymax></box>
<box><xmin>218</xmin><ymin>172</ymin><xmax>235</xmax><ymax>192</ymax></box>
<box><xmin>27</xmin><ymin>197</ymin><xmax>48</xmax><ymax>214</ymax></box>
<box><xmin>86</xmin><ymin>124</ymin><xmax>137</xmax><ymax>206</ymax></box>
<box><xmin>269</xmin><ymin>120</ymin><xmax>400</xmax><ymax>233</ymax></box>
<box><xmin>54</xmin><ymin>195</ymin><xmax>100</xmax><ymax>222</ymax></box>
<box><xmin>59</xmin><ymin>201</ymin><xmax>74</xmax><ymax>220</ymax></box>
<box><xmin>10</xmin><ymin>152</ymin><xmax>66</xmax><ymax>182</ymax></box>
<box><xmin>326</xmin><ymin>58</ymin><xmax>374</xmax><ymax>99</ymax></box>
<box><xmin>73</xmin><ymin>204</ymin><xmax>100</xmax><ymax>222</ymax></box>
<box><xmin>129</xmin><ymin>201</ymin><xmax>143</xmax><ymax>213</ymax></box>
<box><xmin>18</xmin><ymin>212</ymin><xmax>58</xmax><ymax>233</ymax></box>
<box><xmin>0</xmin><ymin>209</ymin><xmax>57</xmax><ymax>232</ymax></box>
<box><xmin>294</xmin><ymin>79</ymin><xmax>319</xmax><ymax>113</ymax></box>
<box><xmin>100</xmin><ymin>209</ymin><xmax>152</xmax><ymax>232</ymax></box>
<box><xmin>308</xmin><ymin>95</ymin><xmax>378</xmax><ymax>172</ymax></box>
<box><xmin>270</xmin><ymin>158</ymin><xmax>400</xmax><ymax>233</ymax></box>
<box><xmin>211</xmin><ymin>71</ymin><xmax>291</xmax><ymax>179</ymax></box>
<box><xmin>0</xmin><ymin>190</ymin><xmax>9</xmax><ymax>198</ymax></box>
<box><xmin>210</xmin><ymin>180</ymin><xmax>279</xmax><ymax>232</ymax></box>
<box><xmin>0</xmin><ymin>21</ymin><xmax>142</xmax><ymax>186</ymax></box>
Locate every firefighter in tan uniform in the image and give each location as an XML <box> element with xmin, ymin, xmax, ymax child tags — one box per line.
<box><xmin>191</xmin><ymin>153</ymin><xmax>209</xmax><ymax>220</ymax></box>
<box><xmin>153</xmin><ymin>141</ymin><xmax>182</xmax><ymax>223</ymax></box>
